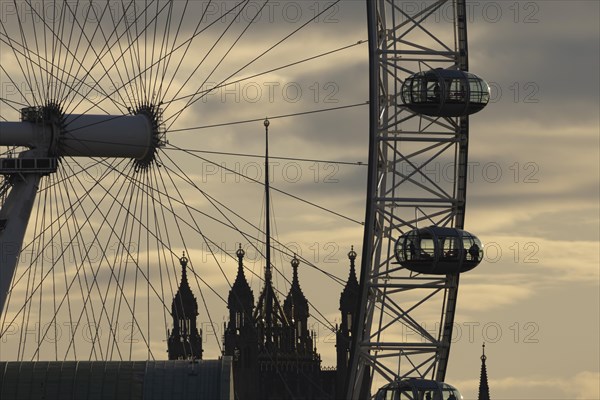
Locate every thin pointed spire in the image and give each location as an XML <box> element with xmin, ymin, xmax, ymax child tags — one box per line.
<box><xmin>264</xmin><ymin>117</ymin><xmax>272</xmax><ymax>284</ymax></box>
<box><xmin>478</xmin><ymin>343</ymin><xmax>491</xmax><ymax>400</ymax></box>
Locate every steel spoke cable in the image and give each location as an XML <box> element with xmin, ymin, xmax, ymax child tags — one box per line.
<box><xmin>0</xmin><ymin>33</ymin><xmax>129</xmax><ymax>112</ymax></box>
<box><xmin>15</xmin><ymin>176</ymin><xmax>45</xmax><ymax>360</ymax></box>
<box><xmin>0</xmin><ymin>169</ymin><xmax>67</xmax><ymax>355</ymax></box>
<box><xmin>66</xmin><ymin>0</ymin><xmax>242</xmax><ymax>123</ymax></box>
<box><xmin>63</xmin><ymin>158</ymin><xmax>228</xmax><ymax>323</ymax></box>
<box><xmin>150</xmin><ymin>160</ymin><xmax>181</xmax><ymax>297</ymax></box>
<box><xmin>154</xmin><ymin>151</ymin><xmax>347</xmax><ymax>288</ymax></box>
<box><xmin>57</xmin><ymin>0</ymin><xmax>121</xmax><ymax>109</ymax></box>
<box><xmin>157</xmin><ymin>153</ymin><xmax>339</xmax><ymax>331</ymax></box>
<box><xmin>53</xmin><ymin>166</ymin><xmax>83</xmax><ymax>360</ymax></box>
<box><xmin>49</xmin><ymin>173</ymin><xmax>59</xmax><ymax>360</ymax></box>
<box><xmin>156</xmin><ymin>0</ymin><xmax>220</xmax><ymax>103</ymax></box>
<box><xmin>156</xmin><ymin>153</ymin><xmax>232</xmax><ymax>288</ymax></box>
<box><xmin>161</xmin><ymin>0</ymin><xmax>257</xmax><ymax>117</ymax></box>
<box><xmin>105</xmin><ymin>166</ymin><xmax>141</xmax><ymax>361</ymax></box>
<box><xmin>121</xmin><ymin>0</ymin><xmax>147</xmax><ymax>110</ymax></box>
<box><xmin>81</xmin><ymin>1</ymin><xmax>142</xmax><ymax>111</ymax></box>
<box><xmin>162</xmin><ymin>0</ymin><xmax>254</xmax><ymax>115</ymax></box>
<box><xmin>0</xmin><ymin>94</ymin><xmax>25</xmax><ymax>115</ymax></box>
<box><xmin>146</xmin><ymin>165</ymin><xmax>171</xmax><ymax>353</ymax></box>
<box><xmin>20</xmin><ymin>0</ymin><xmax>116</xmax><ymax>113</ymax></box>
<box><xmin>55</xmin><ymin>0</ymin><xmax>138</xmax><ymax>113</ymax></box>
<box><xmin>158</xmin><ymin>156</ymin><xmax>348</xmax><ymax>288</ymax></box>
<box><xmin>60</xmin><ymin>0</ymin><xmax>138</xmax><ymax>113</ymax></box>
<box><xmin>0</xmin><ymin>33</ymin><xmax>121</xmax><ymax>115</ymax></box>
<box><xmin>55</xmin><ymin>0</ymin><xmax>83</xmax><ymax>105</ymax></box>
<box><xmin>14</xmin><ymin>158</ymin><xmax>125</xmax><ymax>262</ymax></box>
<box><xmin>163</xmin><ymin>147</ymin><xmax>367</xmax><ymax>167</ymax></box>
<box><xmin>43</xmin><ymin>0</ymin><xmax>55</xmax><ymax>101</ymax></box>
<box><xmin>49</xmin><ymin>0</ymin><xmax>67</xmax><ymax>102</ymax></box>
<box><xmin>153</xmin><ymin>0</ymin><xmax>180</xmax><ymax>102</ymax></box>
<box><xmin>57</xmin><ymin>160</ymin><xmax>142</xmax><ymax>361</ymax></box>
<box><xmin>0</xmin><ymin>158</ymin><xmax>125</xmax><ymax>342</ymax></box>
<box><xmin>145</xmin><ymin>169</ymin><xmax>151</xmax><ymax>359</ymax></box>
<box><xmin>168</xmin><ymin>143</ymin><xmax>362</xmax><ymax>225</ymax></box>
<box><xmin>154</xmin><ymin>156</ymin><xmax>225</xmax><ymax>353</ymax></box>
<box><xmin>167</xmin><ymin>101</ymin><xmax>368</xmax><ymax>132</ymax></box>
<box><xmin>0</xmin><ymin>63</ymin><xmax>31</xmax><ymax>112</ymax></box>
<box><xmin>70</xmin><ymin>157</ymin><xmax>229</xmax><ymax>306</ymax></box>
<box><xmin>163</xmin><ymin>0</ymin><xmax>342</xmax><ymax>129</ymax></box>
<box><xmin>25</xmin><ymin>0</ymin><xmax>47</xmax><ymax>102</ymax></box>
<box><xmin>128</xmin><ymin>162</ymin><xmax>145</xmax><ymax>359</ymax></box>
<box><xmin>63</xmin><ymin>162</ymin><xmax>153</xmax><ymax>361</ymax></box>
<box><xmin>133</xmin><ymin>0</ymin><xmax>148</xmax><ymax>104</ymax></box>
<box><xmin>3</xmin><ymin>4</ymin><xmax>40</xmax><ymax>107</ymax></box>
<box><xmin>163</xmin><ymin>39</ymin><xmax>366</xmax><ymax>106</ymax></box>
<box><xmin>0</xmin><ymin>18</ymin><xmax>35</xmax><ymax>105</ymax></box>
<box><xmin>58</xmin><ymin>0</ymin><xmax>133</xmax><ymax>112</ymax></box>
<box><xmin>48</xmin><ymin>166</ymin><xmax>137</xmax><ymax>361</ymax></box>
<box><xmin>64</xmin><ymin>0</ymin><xmax>172</xmax><ymax>122</ymax></box>
<box><xmin>88</xmin><ymin>159</ymin><xmax>227</xmax><ymax>303</ymax></box>
<box><xmin>146</xmin><ymin>0</ymin><xmax>158</xmax><ymax>102</ymax></box>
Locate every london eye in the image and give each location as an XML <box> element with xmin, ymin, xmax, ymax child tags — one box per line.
<box><xmin>0</xmin><ymin>1</ymin><xmax>489</xmax><ymax>398</ymax></box>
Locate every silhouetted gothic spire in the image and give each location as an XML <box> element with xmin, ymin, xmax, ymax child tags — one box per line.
<box><xmin>228</xmin><ymin>244</ymin><xmax>254</xmax><ymax>318</ymax></box>
<box><xmin>478</xmin><ymin>343</ymin><xmax>491</xmax><ymax>400</ymax></box>
<box><xmin>283</xmin><ymin>255</ymin><xmax>313</xmax><ymax>354</ymax></box>
<box><xmin>284</xmin><ymin>255</ymin><xmax>309</xmax><ymax>321</ymax></box>
<box><xmin>340</xmin><ymin>246</ymin><xmax>359</xmax><ymax>326</ymax></box>
<box><xmin>168</xmin><ymin>253</ymin><xmax>203</xmax><ymax>360</ymax></box>
<box><xmin>336</xmin><ymin>247</ymin><xmax>361</xmax><ymax>398</ymax></box>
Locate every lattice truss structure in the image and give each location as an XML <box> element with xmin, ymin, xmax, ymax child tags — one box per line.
<box><xmin>349</xmin><ymin>0</ymin><xmax>472</xmax><ymax>395</ymax></box>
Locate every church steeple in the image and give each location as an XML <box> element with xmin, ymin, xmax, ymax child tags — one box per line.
<box><xmin>478</xmin><ymin>343</ymin><xmax>491</xmax><ymax>400</ymax></box>
<box><xmin>167</xmin><ymin>253</ymin><xmax>203</xmax><ymax>360</ymax></box>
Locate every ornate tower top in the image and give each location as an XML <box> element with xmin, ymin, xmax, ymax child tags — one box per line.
<box><xmin>340</xmin><ymin>246</ymin><xmax>360</xmax><ymax>313</ymax></box>
<box><xmin>168</xmin><ymin>253</ymin><xmax>202</xmax><ymax>360</ymax></box>
<box><xmin>284</xmin><ymin>255</ymin><xmax>309</xmax><ymax>321</ymax></box>
<box><xmin>228</xmin><ymin>244</ymin><xmax>254</xmax><ymax>311</ymax></box>
<box><xmin>172</xmin><ymin>252</ymin><xmax>197</xmax><ymax>318</ymax></box>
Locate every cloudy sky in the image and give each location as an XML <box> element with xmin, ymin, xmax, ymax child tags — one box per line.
<box><xmin>0</xmin><ymin>1</ymin><xmax>598</xmax><ymax>399</ymax></box>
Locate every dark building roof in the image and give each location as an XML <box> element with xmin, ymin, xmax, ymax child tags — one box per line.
<box><xmin>0</xmin><ymin>359</ymin><xmax>233</xmax><ymax>400</ymax></box>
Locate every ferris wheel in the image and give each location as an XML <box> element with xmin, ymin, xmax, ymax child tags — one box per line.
<box><xmin>347</xmin><ymin>0</ymin><xmax>489</xmax><ymax>397</ymax></box>
<box><xmin>0</xmin><ymin>0</ymin><xmax>489</xmax><ymax>397</ymax></box>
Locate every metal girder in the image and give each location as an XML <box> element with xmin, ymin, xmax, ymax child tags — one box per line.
<box><xmin>348</xmin><ymin>0</ymin><xmax>471</xmax><ymax>397</ymax></box>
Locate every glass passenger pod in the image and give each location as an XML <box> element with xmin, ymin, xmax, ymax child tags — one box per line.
<box><xmin>394</xmin><ymin>226</ymin><xmax>483</xmax><ymax>274</ymax></box>
<box><xmin>401</xmin><ymin>68</ymin><xmax>490</xmax><ymax>117</ymax></box>
<box><xmin>375</xmin><ymin>379</ymin><xmax>463</xmax><ymax>400</ymax></box>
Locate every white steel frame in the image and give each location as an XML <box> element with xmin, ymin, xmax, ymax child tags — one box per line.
<box><xmin>348</xmin><ymin>0</ymin><xmax>471</xmax><ymax>396</ymax></box>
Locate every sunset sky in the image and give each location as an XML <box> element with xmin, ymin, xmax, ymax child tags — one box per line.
<box><xmin>0</xmin><ymin>1</ymin><xmax>598</xmax><ymax>399</ymax></box>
